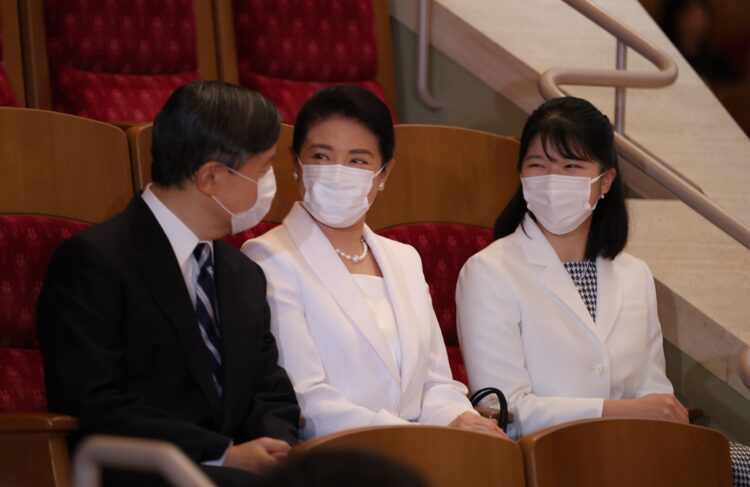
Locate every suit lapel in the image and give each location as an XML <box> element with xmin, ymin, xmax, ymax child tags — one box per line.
<box><xmin>284</xmin><ymin>203</ymin><xmax>400</xmax><ymax>381</ymax></box>
<box><xmin>129</xmin><ymin>197</ymin><xmax>223</xmax><ymax>416</ymax></box>
<box><xmin>595</xmin><ymin>256</ymin><xmax>623</xmax><ymax>341</ymax></box>
<box><xmin>365</xmin><ymin>228</ymin><xmax>424</xmax><ymax>395</ymax></box>
<box><xmin>519</xmin><ymin>216</ymin><xmax>604</xmax><ymax>343</ymax></box>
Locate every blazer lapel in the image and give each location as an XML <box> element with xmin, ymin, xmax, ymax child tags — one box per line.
<box><xmin>364</xmin><ymin>228</ymin><xmax>424</xmax><ymax>395</ymax></box>
<box><xmin>284</xmin><ymin>203</ymin><xmax>400</xmax><ymax>381</ymax></box>
<box><xmin>129</xmin><ymin>197</ymin><xmax>223</xmax><ymax>416</ymax></box>
<box><xmin>519</xmin><ymin>216</ymin><xmax>604</xmax><ymax>343</ymax></box>
<box><xmin>594</xmin><ymin>256</ymin><xmax>623</xmax><ymax>341</ymax></box>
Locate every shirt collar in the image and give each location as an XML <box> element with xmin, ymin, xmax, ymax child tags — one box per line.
<box><xmin>141</xmin><ymin>184</ymin><xmax>212</xmax><ymax>268</ymax></box>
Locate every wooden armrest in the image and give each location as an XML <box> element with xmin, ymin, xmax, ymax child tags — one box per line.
<box><xmin>474</xmin><ymin>406</ymin><xmax>514</xmax><ymax>424</ymax></box>
<box><xmin>0</xmin><ymin>412</ymin><xmax>78</xmax><ymax>433</ymax></box>
<box><xmin>688</xmin><ymin>406</ymin><xmax>703</xmax><ymax>422</ymax></box>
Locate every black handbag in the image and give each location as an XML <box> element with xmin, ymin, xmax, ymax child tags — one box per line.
<box><xmin>469</xmin><ymin>387</ymin><xmax>509</xmax><ymax>433</ymax></box>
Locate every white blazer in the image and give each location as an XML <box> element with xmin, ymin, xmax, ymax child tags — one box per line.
<box><xmin>456</xmin><ymin>215</ymin><xmax>673</xmax><ymax>439</ymax></box>
<box><xmin>243</xmin><ymin>203</ymin><xmax>473</xmax><ymax>439</ymax></box>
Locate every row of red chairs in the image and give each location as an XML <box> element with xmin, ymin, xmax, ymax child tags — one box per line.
<box><xmin>0</xmin><ymin>0</ymin><xmax>397</xmax><ymax>124</ymax></box>
<box><xmin>0</xmin><ymin>214</ymin><xmax>490</xmax><ymax>414</ymax></box>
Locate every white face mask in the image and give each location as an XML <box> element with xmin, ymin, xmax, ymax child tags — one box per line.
<box><xmin>522</xmin><ymin>173</ymin><xmax>605</xmax><ymax>235</ymax></box>
<box><xmin>213</xmin><ymin>166</ymin><xmax>277</xmax><ymax>234</ymax></box>
<box><xmin>300</xmin><ymin>162</ymin><xmax>383</xmax><ymax>228</ymax></box>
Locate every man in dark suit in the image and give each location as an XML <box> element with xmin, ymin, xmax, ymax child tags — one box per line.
<box><xmin>37</xmin><ymin>81</ymin><xmax>299</xmax><ymax>486</ymax></box>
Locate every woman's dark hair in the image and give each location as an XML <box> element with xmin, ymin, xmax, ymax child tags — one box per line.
<box><xmin>292</xmin><ymin>85</ymin><xmax>395</xmax><ymax>166</ymax></box>
<box><xmin>151</xmin><ymin>80</ymin><xmax>281</xmax><ymax>188</ymax></box>
<box><xmin>493</xmin><ymin>96</ymin><xmax>629</xmax><ymax>260</ymax></box>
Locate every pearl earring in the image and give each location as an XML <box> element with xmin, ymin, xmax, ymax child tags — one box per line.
<box><xmin>292</xmin><ymin>172</ymin><xmax>299</xmax><ymax>181</ymax></box>
<box><xmin>600</xmin><ymin>193</ymin><xmax>606</xmax><ymax>200</ymax></box>
<box><xmin>377</xmin><ymin>182</ymin><xmax>385</xmax><ymax>192</ymax></box>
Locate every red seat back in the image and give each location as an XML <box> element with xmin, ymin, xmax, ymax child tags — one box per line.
<box><xmin>222</xmin><ymin>221</ymin><xmax>280</xmax><ymax>249</ymax></box>
<box><xmin>0</xmin><ymin>26</ymin><xmax>19</xmax><ymax>106</ymax></box>
<box><xmin>377</xmin><ymin>223</ymin><xmax>493</xmax><ymax>385</ymax></box>
<box><xmin>232</xmin><ymin>0</ymin><xmax>394</xmax><ymax>123</ymax></box>
<box><xmin>0</xmin><ymin>215</ymin><xmax>90</xmax><ymax>413</ymax></box>
<box><xmin>43</xmin><ymin>0</ymin><xmax>201</xmax><ymax>122</ymax></box>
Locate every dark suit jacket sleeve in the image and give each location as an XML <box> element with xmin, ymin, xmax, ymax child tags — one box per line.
<box><xmin>241</xmin><ymin>268</ymin><xmax>300</xmax><ymax>445</ymax></box>
<box><xmin>37</xmin><ymin>236</ymin><xmax>232</xmax><ymax>461</ymax></box>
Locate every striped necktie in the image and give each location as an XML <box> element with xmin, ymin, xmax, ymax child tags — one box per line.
<box><xmin>193</xmin><ymin>243</ymin><xmax>223</xmax><ymax>397</ymax></box>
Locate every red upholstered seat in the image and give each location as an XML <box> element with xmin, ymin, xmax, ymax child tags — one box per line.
<box><xmin>0</xmin><ymin>215</ymin><xmax>90</xmax><ymax>413</ymax></box>
<box><xmin>377</xmin><ymin>223</ymin><xmax>493</xmax><ymax>386</ymax></box>
<box><xmin>0</xmin><ymin>28</ymin><xmax>19</xmax><ymax>106</ymax></box>
<box><xmin>222</xmin><ymin>220</ymin><xmax>279</xmax><ymax>249</ymax></box>
<box><xmin>233</xmin><ymin>0</ymin><xmax>395</xmax><ymax>123</ymax></box>
<box><xmin>44</xmin><ymin>0</ymin><xmax>201</xmax><ymax>122</ymax></box>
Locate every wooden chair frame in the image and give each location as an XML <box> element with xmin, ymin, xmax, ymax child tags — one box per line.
<box><xmin>0</xmin><ymin>108</ymin><xmax>133</xmax><ymax>222</ymax></box>
<box><xmin>519</xmin><ymin>418</ymin><xmax>733</xmax><ymax>487</ymax></box>
<box><xmin>295</xmin><ymin>425</ymin><xmax>525</xmax><ymax>487</ymax></box>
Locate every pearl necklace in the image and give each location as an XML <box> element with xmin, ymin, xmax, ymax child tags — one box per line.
<box><xmin>334</xmin><ymin>238</ymin><xmax>369</xmax><ymax>264</ymax></box>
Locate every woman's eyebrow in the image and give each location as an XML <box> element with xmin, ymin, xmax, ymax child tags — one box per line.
<box><xmin>349</xmin><ymin>148</ymin><xmax>374</xmax><ymax>157</ymax></box>
<box><xmin>308</xmin><ymin>143</ymin><xmax>333</xmax><ymax>151</ymax></box>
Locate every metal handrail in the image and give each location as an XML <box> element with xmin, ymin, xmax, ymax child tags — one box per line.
<box><xmin>417</xmin><ymin>0</ymin><xmax>444</xmax><ymax>110</ymax></box>
<box><xmin>539</xmin><ymin>0</ymin><xmax>750</xmax><ymax>250</ymax></box>
<box><xmin>73</xmin><ymin>435</ymin><xmax>215</xmax><ymax>487</ymax></box>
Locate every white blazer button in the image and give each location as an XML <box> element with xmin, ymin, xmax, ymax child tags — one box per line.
<box><xmin>594</xmin><ymin>364</ymin><xmax>604</xmax><ymax>374</ymax></box>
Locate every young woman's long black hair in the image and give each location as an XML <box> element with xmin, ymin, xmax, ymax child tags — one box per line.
<box><xmin>493</xmin><ymin>97</ymin><xmax>629</xmax><ymax>260</ymax></box>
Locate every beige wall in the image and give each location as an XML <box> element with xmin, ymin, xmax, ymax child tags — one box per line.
<box><xmin>390</xmin><ymin>19</ymin><xmax>527</xmax><ymax>137</ymax></box>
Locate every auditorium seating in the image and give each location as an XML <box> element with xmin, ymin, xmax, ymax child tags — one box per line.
<box><xmin>0</xmin><ymin>108</ymin><xmax>133</xmax><ymax>223</ymax></box>
<box><xmin>378</xmin><ymin>223</ymin><xmax>492</xmax><ymax>385</ymax></box>
<box><xmin>370</xmin><ymin>125</ymin><xmax>519</xmax><ymax>386</ymax></box>
<box><xmin>519</xmin><ymin>418</ymin><xmax>733</xmax><ymax>487</ymax></box>
<box><xmin>20</xmin><ymin>0</ymin><xmax>218</xmax><ymax>123</ymax></box>
<box><xmin>367</xmin><ymin>124</ymin><xmax>519</xmax><ymax>230</ymax></box>
<box><xmin>214</xmin><ymin>0</ymin><xmax>398</xmax><ymax>123</ymax></box>
<box><xmin>295</xmin><ymin>425</ymin><xmax>526</xmax><ymax>487</ymax></box>
<box><xmin>0</xmin><ymin>0</ymin><xmax>24</xmax><ymax>106</ymax></box>
<box><xmin>0</xmin><ymin>214</ymin><xmax>88</xmax><ymax>487</ymax></box>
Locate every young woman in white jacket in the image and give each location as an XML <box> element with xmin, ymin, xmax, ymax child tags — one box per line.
<box><xmin>243</xmin><ymin>86</ymin><xmax>504</xmax><ymax>440</ymax></box>
<box><xmin>456</xmin><ymin>96</ymin><xmax>687</xmax><ymax>440</ymax></box>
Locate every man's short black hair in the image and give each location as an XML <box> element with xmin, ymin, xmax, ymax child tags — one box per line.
<box><xmin>151</xmin><ymin>80</ymin><xmax>281</xmax><ymax>188</ymax></box>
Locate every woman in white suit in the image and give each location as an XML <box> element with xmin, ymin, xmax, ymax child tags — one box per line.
<box><xmin>456</xmin><ymin>97</ymin><xmax>688</xmax><ymax>440</ymax></box>
<box><xmin>242</xmin><ymin>86</ymin><xmax>503</xmax><ymax>440</ymax></box>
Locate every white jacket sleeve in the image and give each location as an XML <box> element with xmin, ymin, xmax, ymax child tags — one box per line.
<box><xmin>636</xmin><ymin>261</ymin><xmax>674</xmax><ymax>397</ymax></box>
<box><xmin>456</xmin><ymin>252</ymin><xmax>603</xmax><ymax>438</ymax></box>
<box><xmin>243</xmin><ymin>240</ymin><xmax>409</xmax><ymax>440</ymax></box>
<box><xmin>412</xmin><ymin>258</ymin><xmax>476</xmax><ymax>426</ymax></box>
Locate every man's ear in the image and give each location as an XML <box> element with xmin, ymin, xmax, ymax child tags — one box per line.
<box><xmin>194</xmin><ymin>161</ymin><xmax>224</xmax><ymax>196</ymax></box>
